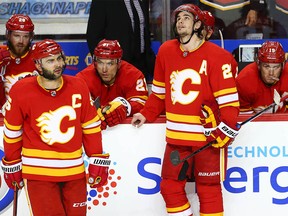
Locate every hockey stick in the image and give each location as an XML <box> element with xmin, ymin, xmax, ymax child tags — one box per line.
<box><xmin>13</xmin><ymin>185</ymin><xmax>18</xmax><ymax>216</ymax></box>
<box><xmin>218</xmin><ymin>29</ymin><xmax>224</xmax><ymax>49</ymax></box>
<box><xmin>93</xmin><ymin>96</ymin><xmax>110</xmax><ymax>113</ymax></box>
<box><xmin>170</xmin><ymin>89</ymin><xmax>286</xmax><ymax>166</ymax></box>
<box><xmin>93</xmin><ymin>96</ymin><xmax>101</xmax><ymax>109</ymax></box>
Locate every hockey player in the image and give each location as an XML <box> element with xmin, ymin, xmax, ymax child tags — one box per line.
<box><xmin>131</xmin><ymin>4</ymin><xmax>239</xmax><ymax>216</ymax></box>
<box><xmin>76</xmin><ymin>39</ymin><xmax>148</xmax><ymax>129</ymax></box>
<box><xmin>0</xmin><ymin>14</ymin><xmax>37</xmax><ymax>110</ymax></box>
<box><xmin>0</xmin><ymin>39</ymin><xmax>110</xmax><ymax>216</ymax></box>
<box><xmin>236</xmin><ymin>41</ymin><xmax>288</xmax><ymax>113</ymax></box>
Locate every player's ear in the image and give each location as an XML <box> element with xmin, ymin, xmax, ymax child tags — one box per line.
<box><xmin>194</xmin><ymin>20</ymin><xmax>202</xmax><ymax>30</ymax></box>
<box><xmin>35</xmin><ymin>62</ymin><xmax>42</xmax><ymax>73</ymax></box>
<box><xmin>256</xmin><ymin>57</ymin><xmax>260</xmax><ymax>69</ymax></box>
<box><xmin>117</xmin><ymin>60</ymin><xmax>121</xmax><ymax>69</ymax></box>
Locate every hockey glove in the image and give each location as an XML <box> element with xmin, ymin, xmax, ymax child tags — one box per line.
<box><xmin>0</xmin><ymin>49</ymin><xmax>11</xmax><ymax>67</ymax></box>
<box><xmin>103</xmin><ymin>97</ymin><xmax>131</xmax><ymax>127</ymax></box>
<box><xmin>207</xmin><ymin>122</ymin><xmax>239</xmax><ymax>148</ymax></box>
<box><xmin>88</xmin><ymin>153</ymin><xmax>111</xmax><ymax>188</ymax></box>
<box><xmin>200</xmin><ymin>104</ymin><xmax>219</xmax><ymax>136</ymax></box>
<box><xmin>1</xmin><ymin>158</ymin><xmax>24</xmax><ymax>189</ymax></box>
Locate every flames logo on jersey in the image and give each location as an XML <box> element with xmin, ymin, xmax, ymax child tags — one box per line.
<box><xmin>36</xmin><ymin>106</ymin><xmax>76</xmax><ymax>145</ymax></box>
<box><xmin>3</xmin><ymin>72</ymin><xmax>34</xmax><ymax>98</ymax></box>
<box><xmin>170</xmin><ymin>69</ymin><xmax>201</xmax><ymax>105</ymax></box>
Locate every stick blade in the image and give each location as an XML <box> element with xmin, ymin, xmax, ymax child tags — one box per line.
<box><xmin>170</xmin><ymin>150</ymin><xmax>181</xmax><ymax>166</ymax></box>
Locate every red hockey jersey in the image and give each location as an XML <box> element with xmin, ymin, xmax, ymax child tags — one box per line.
<box><xmin>3</xmin><ymin>75</ymin><xmax>102</xmax><ymax>182</ymax></box>
<box><xmin>0</xmin><ymin>46</ymin><xmax>36</xmax><ymax>107</ymax></box>
<box><xmin>141</xmin><ymin>39</ymin><xmax>239</xmax><ymax>147</ymax></box>
<box><xmin>236</xmin><ymin>62</ymin><xmax>288</xmax><ymax>113</ymax></box>
<box><xmin>76</xmin><ymin>60</ymin><xmax>148</xmax><ymax>116</ymax></box>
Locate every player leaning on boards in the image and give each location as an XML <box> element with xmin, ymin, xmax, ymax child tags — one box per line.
<box><xmin>0</xmin><ymin>39</ymin><xmax>110</xmax><ymax>216</ymax></box>
<box><xmin>131</xmin><ymin>4</ymin><xmax>240</xmax><ymax>216</ymax></box>
<box><xmin>236</xmin><ymin>41</ymin><xmax>288</xmax><ymax>114</ymax></box>
<box><xmin>76</xmin><ymin>39</ymin><xmax>148</xmax><ymax>130</ymax></box>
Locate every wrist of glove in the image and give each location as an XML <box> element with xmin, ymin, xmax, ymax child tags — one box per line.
<box><xmin>96</xmin><ymin>106</ymin><xmax>107</xmax><ymax>130</ymax></box>
<box><xmin>1</xmin><ymin>158</ymin><xmax>24</xmax><ymax>189</ymax></box>
<box><xmin>200</xmin><ymin>104</ymin><xmax>219</xmax><ymax>136</ymax></box>
<box><xmin>103</xmin><ymin>97</ymin><xmax>131</xmax><ymax>127</ymax></box>
<box><xmin>0</xmin><ymin>49</ymin><xmax>11</xmax><ymax>67</ymax></box>
<box><xmin>207</xmin><ymin>122</ymin><xmax>239</xmax><ymax>148</ymax></box>
<box><xmin>88</xmin><ymin>153</ymin><xmax>110</xmax><ymax>188</ymax></box>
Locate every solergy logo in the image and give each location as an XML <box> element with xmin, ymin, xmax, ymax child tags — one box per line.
<box><xmin>223</xmin><ymin>166</ymin><xmax>288</xmax><ymax>205</ymax></box>
<box><xmin>137</xmin><ymin>154</ymin><xmax>288</xmax><ymax>205</ymax></box>
<box><xmin>226</xmin><ymin>145</ymin><xmax>288</xmax><ymax>205</ymax></box>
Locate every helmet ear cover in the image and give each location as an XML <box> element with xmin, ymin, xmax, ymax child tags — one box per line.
<box><xmin>94</xmin><ymin>39</ymin><xmax>123</xmax><ymax>60</ymax></box>
<box><xmin>202</xmin><ymin>10</ymin><xmax>215</xmax><ymax>33</ymax></box>
<box><xmin>6</xmin><ymin>14</ymin><xmax>34</xmax><ymax>32</ymax></box>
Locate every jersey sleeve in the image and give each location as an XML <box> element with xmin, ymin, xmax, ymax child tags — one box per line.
<box><xmin>77</xmin><ymin>78</ymin><xmax>103</xmax><ymax>157</ymax></box>
<box><xmin>3</xmin><ymin>83</ymin><xmax>24</xmax><ymax>161</ymax></box>
<box><xmin>123</xmin><ymin>69</ymin><xmax>149</xmax><ymax>116</ymax></box>
<box><xmin>208</xmin><ymin>50</ymin><xmax>240</xmax><ymax>128</ymax></box>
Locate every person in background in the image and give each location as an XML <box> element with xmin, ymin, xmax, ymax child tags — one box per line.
<box><xmin>77</xmin><ymin>39</ymin><xmax>148</xmax><ymax>130</ymax></box>
<box><xmin>200</xmin><ymin>0</ymin><xmax>268</xmax><ymax>39</ymax></box>
<box><xmin>0</xmin><ymin>39</ymin><xmax>110</xmax><ymax>216</ymax></box>
<box><xmin>0</xmin><ymin>14</ymin><xmax>37</xmax><ymax>111</ymax></box>
<box><xmin>131</xmin><ymin>4</ymin><xmax>239</xmax><ymax>216</ymax></box>
<box><xmin>236</xmin><ymin>41</ymin><xmax>288</xmax><ymax>114</ymax></box>
<box><xmin>86</xmin><ymin>0</ymin><xmax>156</xmax><ymax>82</ymax></box>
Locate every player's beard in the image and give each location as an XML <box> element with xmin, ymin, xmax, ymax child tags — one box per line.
<box><xmin>8</xmin><ymin>41</ymin><xmax>30</xmax><ymax>57</ymax></box>
<box><xmin>41</xmin><ymin>66</ymin><xmax>64</xmax><ymax>80</ymax></box>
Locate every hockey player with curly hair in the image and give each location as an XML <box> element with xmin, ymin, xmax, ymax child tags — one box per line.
<box><xmin>131</xmin><ymin>4</ymin><xmax>240</xmax><ymax>216</ymax></box>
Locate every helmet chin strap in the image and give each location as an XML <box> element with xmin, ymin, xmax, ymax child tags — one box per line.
<box><xmin>179</xmin><ymin>34</ymin><xmax>193</xmax><ymax>45</ymax></box>
<box><xmin>178</xmin><ymin>27</ymin><xmax>199</xmax><ymax>45</ymax></box>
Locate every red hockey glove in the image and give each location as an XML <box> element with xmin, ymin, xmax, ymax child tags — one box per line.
<box><xmin>208</xmin><ymin>122</ymin><xmax>239</xmax><ymax>148</ymax></box>
<box><xmin>0</xmin><ymin>49</ymin><xmax>11</xmax><ymax>67</ymax></box>
<box><xmin>200</xmin><ymin>103</ymin><xmax>238</xmax><ymax>148</ymax></box>
<box><xmin>200</xmin><ymin>104</ymin><xmax>219</xmax><ymax>136</ymax></box>
<box><xmin>1</xmin><ymin>158</ymin><xmax>24</xmax><ymax>189</ymax></box>
<box><xmin>88</xmin><ymin>153</ymin><xmax>110</xmax><ymax>188</ymax></box>
<box><xmin>103</xmin><ymin>97</ymin><xmax>131</xmax><ymax>127</ymax></box>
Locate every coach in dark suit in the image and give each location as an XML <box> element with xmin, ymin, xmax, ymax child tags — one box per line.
<box><xmin>86</xmin><ymin>0</ymin><xmax>155</xmax><ymax>81</ymax></box>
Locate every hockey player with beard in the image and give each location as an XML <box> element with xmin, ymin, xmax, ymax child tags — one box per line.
<box><xmin>0</xmin><ymin>39</ymin><xmax>110</xmax><ymax>216</ymax></box>
<box><xmin>0</xmin><ymin>14</ymin><xmax>38</xmax><ymax>111</ymax></box>
<box><xmin>131</xmin><ymin>4</ymin><xmax>240</xmax><ymax>216</ymax></box>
